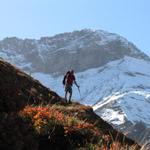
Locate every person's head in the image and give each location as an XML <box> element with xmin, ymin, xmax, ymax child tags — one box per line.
<box><xmin>70</xmin><ymin>69</ymin><xmax>74</xmax><ymax>74</ymax></box>
<box><xmin>66</xmin><ymin>71</ymin><xmax>70</xmax><ymax>74</ymax></box>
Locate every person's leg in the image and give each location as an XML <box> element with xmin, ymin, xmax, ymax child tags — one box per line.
<box><xmin>68</xmin><ymin>87</ymin><xmax>72</xmax><ymax>103</ymax></box>
<box><xmin>69</xmin><ymin>92</ymin><xmax>72</xmax><ymax>103</ymax></box>
<box><xmin>65</xmin><ymin>91</ymin><xmax>67</xmax><ymax>101</ymax></box>
<box><xmin>65</xmin><ymin>85</ymin><xmax>68</xmax><ymax>102</ymax></box>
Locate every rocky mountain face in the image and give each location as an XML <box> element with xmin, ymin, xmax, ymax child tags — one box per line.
<box><xmin>0</xmin><ymin>29</ymin><xmax>149</xmax><ymax>74</ymax></box>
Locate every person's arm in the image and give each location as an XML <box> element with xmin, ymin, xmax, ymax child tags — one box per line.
<box><xmin>74</xmin><ymin>80</ymin><xmax>79</xmax><ymax>88</ymax></box>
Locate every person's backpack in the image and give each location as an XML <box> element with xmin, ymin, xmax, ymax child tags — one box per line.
<box><xmin>62</xmin><ymin>71</ymin><xmax>70</xmax><ymax>85</ymax></box>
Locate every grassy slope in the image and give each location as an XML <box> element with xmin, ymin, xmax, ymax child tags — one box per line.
<box><xmin>0</xmin><ymin>59</ymin><xmax>140</xmax><ymax>150</ymax></box>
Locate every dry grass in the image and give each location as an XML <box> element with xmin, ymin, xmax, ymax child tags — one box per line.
<box><xmin>19</xmin><ymin>104</ymin><xmax>140</xmax><ymax>150</ymax></box>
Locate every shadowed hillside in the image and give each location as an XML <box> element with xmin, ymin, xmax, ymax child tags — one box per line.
<box><xmin>0</xmin><ymin>59</ymin><xmax>62</xmax><ymax>112</ymax></box>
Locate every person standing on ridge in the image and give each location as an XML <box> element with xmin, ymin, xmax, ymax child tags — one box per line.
<box><xmin>63</xmin><ymin>70</ymin><xmax>79</xmax><ymax>103</ymax></box>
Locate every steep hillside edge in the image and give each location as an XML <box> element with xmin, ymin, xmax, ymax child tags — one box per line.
<box><xmin>0</xmin><ymin>59</ymin><xmax>140</xmax><ymax>150</ymax></box>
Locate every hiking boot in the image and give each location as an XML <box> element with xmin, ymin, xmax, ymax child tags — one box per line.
<box><xmin>68</xmin><ymin>100</ymin><xmax>71</xmax><ymax>103</ymax></box>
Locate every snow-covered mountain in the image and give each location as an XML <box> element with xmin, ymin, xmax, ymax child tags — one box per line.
<box><xmin>0</xmin><ymin>29</ymin><xmax>149</xmax><ymax>74</ymax></box>
<box><xmin>32</xmin><ymin>56</ymin><xmax>150</xmax><ymax>125</ymax></box>
<box><xmin>32</xmin><ymin>56</ymin><xmax>150</xmax><ymax>148</ymax></box>
<box><xmin>0</xmin><ymin>29</ymin><xmax>150</xmax><ymax>148</ymax></box>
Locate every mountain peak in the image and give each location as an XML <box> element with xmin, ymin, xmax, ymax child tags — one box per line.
<box><xmin>1</xmin><ymin>29</ymin><xmax>149</xmax><ymax>74</ymax></box>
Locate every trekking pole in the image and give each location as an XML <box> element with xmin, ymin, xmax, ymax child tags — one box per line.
<box><xmin>77</xmin><ymin>86</ymin><xmax>82</xmax><ymax>101</ymax></box>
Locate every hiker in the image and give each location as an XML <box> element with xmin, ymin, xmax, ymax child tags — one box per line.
<box><xmin>63</xmin><ymin>70</ymin><xmax>79</xmax><ymax>103</ymax></box>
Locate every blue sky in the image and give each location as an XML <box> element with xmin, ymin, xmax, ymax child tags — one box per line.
<box><xmin>0</xmin><ymin>0</ymin><xmax>150</xmax><ymax>55</ymax></box>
